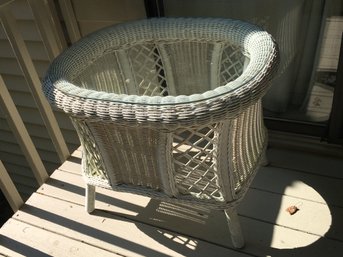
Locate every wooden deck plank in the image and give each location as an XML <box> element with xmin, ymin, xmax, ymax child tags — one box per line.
<box><xmin>267</xmin><ymin>147</ymin><xmax>343</xmax><ymax>179</ymax></box>
<box><xmin>240</xmin><ymin>188</ymin><xmax>340</xmax><ymax>240</ymax></box>
<box><xmin>11</xmin><ymin>190</ymin><xmax>343</xmax><ymax>257</ymax></box>
<box><xmin>240</xmin><ymin>216</ymin><xmax>343</xmax><ymax>257</ymax></box>
<box><xmin>61</xmin><ymin>147</ymin><xmax>343</xmax><ymax>206</ymax></box>
<box><xmin>11</xmin><ymin>192</ymin><xmax>248</xmax><ymax>257</ymax></box>
<box><xmin>2</xmin><ymin>146</ymin><xmax>343</xmax><ymax>257</ymax></box>
<box><xmin>253</xmin><ymin>166</ymin><xmax>343</xmax><ymax>207</ymax></box>
<box><xmin>0</xmin><ymin>219</ymin><xmax>121</xmax><ymax>257</ymax></box>
<box><xmin>57</xmin><ymin>147</ymin><xmax>82</xmax><ymax>174</ymax></box>
<box><xmin>37</xmin><ymin>168</ymin><xmax>343</xmax><ymax>251</ymax></box>
<box><xmin>40</xmin><ymin>168</ymin><xmax>340</xmax><ymax>239</ymax></box>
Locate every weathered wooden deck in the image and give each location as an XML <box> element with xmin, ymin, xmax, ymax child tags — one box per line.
<box><xmin>1</xmin><ymin>146</ymin><xmax>343</xmax><ymax>257</ymax></box>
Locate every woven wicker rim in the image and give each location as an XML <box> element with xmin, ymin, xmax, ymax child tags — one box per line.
<box><xmin>44</xmin><ymin>18</ymin><xmax>278</xmax><ymax>107</ymax></box>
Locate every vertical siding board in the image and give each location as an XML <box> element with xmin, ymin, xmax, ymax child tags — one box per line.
<box><xmin>0</xmin><ymin>74</ymin><xmax>48</xmax><ymax>185</ymax></box>
<box><xmin>0</xmin><ymin>0</ymin><xmax>146</xmax><ymax>201</ymax></box>
<box><xmin>0</xmin><ymin>160</ymin><xmax>23</xmax><ymax>212</ymax></box>
<box><xmin>0</xmin><ymin>5</ymin><xmax>70</xmax><ymax>162</ymax></box>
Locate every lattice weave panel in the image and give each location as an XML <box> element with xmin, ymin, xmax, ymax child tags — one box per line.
<box><xmin>128</xmin><ymin>44</ymin><xmax>168</xmax><ymax>96</ymax></box>
<box><xmin>172</xmin><ymin>124</ymin><xmax>224</xmax><ymax>201</ymax></box>
<box><xmin>220</xmin><ymin>44</ymin><xmax>245</xmax><ymax>85</ymax></box>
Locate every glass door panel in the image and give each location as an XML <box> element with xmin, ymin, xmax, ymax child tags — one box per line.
<box><xmin>146</xmin><ymin>0</ymin><xmax>343</xmax><ymax>140</ymax></box>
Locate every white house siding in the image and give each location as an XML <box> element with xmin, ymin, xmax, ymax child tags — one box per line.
<box><xmin>0</xmin><ymin>0</ymin><xmax>78</xmax><ymax>199</ymax></box>
<box><xmin>0</xmin><ymin>0</ymin><xmax>146</xmax><ymax>200</ymax></box>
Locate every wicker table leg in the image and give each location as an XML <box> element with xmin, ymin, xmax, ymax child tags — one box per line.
<box><xmin>224</xmin><ymin>207</ymin><xmax>245</xmax><ymax>248</ymax></box>
<box><xmin>86</xmin><ymin>184</ymin><xmax>96</xmax><ymax>213</ymax></box>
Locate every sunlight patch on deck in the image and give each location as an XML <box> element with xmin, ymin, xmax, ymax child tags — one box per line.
<box><xmin>271</xmin><ymin>180</ymin><xmax>332</xmax><ymax>249</ymax></box>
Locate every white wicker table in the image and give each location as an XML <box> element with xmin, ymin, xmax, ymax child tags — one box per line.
<box><xmin>43</xmin><ymin>18</ymin><xmax>278</xmax><ymax>248</ymax></box>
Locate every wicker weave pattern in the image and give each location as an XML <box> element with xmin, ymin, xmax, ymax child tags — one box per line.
<box><xmin>172</xmin><ymin>124</ymin><xmax>221</xmax><ymax>201</ymax></box>
<box><xmin>43</xmin><ymin>18</ymin><xmax>278</xmax><ymax>128</ymax></box>
<box><xmin>220</xmin><ymin>44</ymin><xmax>246</xmax><ymax>85</ymax></box>
<box><xmin>229</xmin><ymin>101</ymin><xmax>266</xmax><ymax>195</ymax></box>
<box><xmin>71</xmin><ymin>118</ymin><xmax>109</xmax><ymax>182</ymax></box>
<box><xmin>128</xmin><ymin>44</ymin><xmax>168</xmax><ymax>96</ymax></box>
<box><xmin>43</xmin><ymin>18</ymin><xmax>278</xmax><ymax>248</ymax></box>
